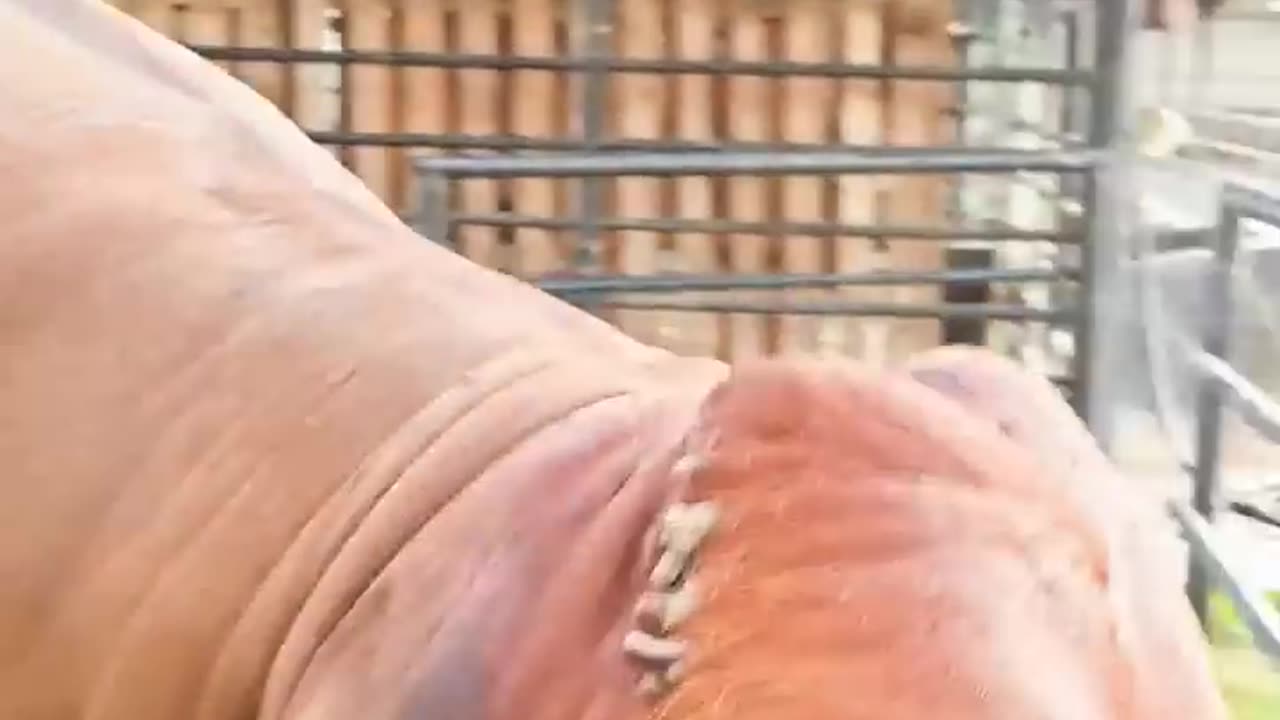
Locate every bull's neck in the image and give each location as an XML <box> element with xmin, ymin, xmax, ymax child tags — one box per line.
<box><xmin>261</xmin><ymin>352</ymin><xmax>724</xmax><ymax>720</ymax></box>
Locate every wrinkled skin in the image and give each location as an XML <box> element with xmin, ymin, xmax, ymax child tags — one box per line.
<box><xmin>0</xmin><ymin>2</ymin><xmax>1229</xmax><ymax>719</ymax></box>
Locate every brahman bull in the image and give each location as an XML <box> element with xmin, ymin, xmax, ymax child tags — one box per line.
<box><xmin>0</xmin><ymin>1</ymin><xmax>1230</xmax><ymax>719</ymax></box>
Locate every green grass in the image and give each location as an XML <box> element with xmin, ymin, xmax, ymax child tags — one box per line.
<box><xmin>1206</xmin><ymin>591</ymin><xmax>1280</xmax><ymax>719</ymax></box>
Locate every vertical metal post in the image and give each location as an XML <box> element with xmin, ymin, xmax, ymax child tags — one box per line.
<box><xmin>1074</xmin><ymin>0</ymin><xmax>1138</xmax><ymax>453</ymax></box>
<box><xmin>1187</xmin><ymin>202</ymin><xmax>1241</xmax><ymax>627</ymax></box>
<box><xmin>1059</xmin><ymin>10</ymin><xmax>1080</xmax><ymax>147</ymax></box>
<box><xmin>573</xmin><ymin>0</ymin><xmax>613</xmax><ymax>273</ymax></box>
<box><xmin>1056</xmin><ymin>8</ymin><xmax>1084</xmax><ymax>320</ymax></box>
<box><xmin>415</xmin><ymin>171</ymin><xmax>454</xmax><ymax>251</ymax></box>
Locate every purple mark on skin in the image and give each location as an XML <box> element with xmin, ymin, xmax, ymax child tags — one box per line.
<box><xmin>910</xmin><ymin>367</ymin><xmax>1017</xmax><ymax>438</ymax></box>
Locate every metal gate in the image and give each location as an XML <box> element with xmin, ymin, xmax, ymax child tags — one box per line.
<box><xmin>1172</xmin><ymin>180</ymin><xmax>1280</xmax><ymax>659</ymax></box>
<box><xmin>389</xmin><ymin>0</ymin><xmax>1133</xmax><ymax>448</ymax></box>
<box><xmin>190</xmin><ymin>1</ymin><xmax>1131</xmax><ymax>439</ymax></box>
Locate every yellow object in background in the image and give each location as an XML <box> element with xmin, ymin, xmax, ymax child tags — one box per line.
<box><xmin>1137</xmin><ymin>105</ymin><xmax>1195</xmax><ymax>158</ymax></box>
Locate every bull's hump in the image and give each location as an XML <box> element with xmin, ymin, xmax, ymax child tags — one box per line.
<box><xmin>288</xmin><ymin>358</ymin><xmax>1137</xmax><ymax>720</ymax></box>
<box><xmin>614</xmin><ymin>359</ymin><xmax>1131</xmax><ymax>720</ymax></box>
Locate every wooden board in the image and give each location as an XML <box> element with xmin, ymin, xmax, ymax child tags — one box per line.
<box><xmin>181</xmin><ymin>2</ymin><xmax>235</xmax><ymax>75</ymax></box>
<box><xmin>836</xmin><ymin>0</ymin><xmax>886</xmax><ymax>364</ymax></box>
<box><xmin>235</xmin><ymin>0</ymin><xmax>288</xmax><ymax>110</ymax></box>
<box><xmin>510</xmin><ymin>0</ymin><xmax>561</xmax><ymax>276</ymax></box>
<box><xmin>612</xmin><ymin>0</ymin><xmax>665</xmax><ymax>347</ymax></box>
<box><xmin>725</xmin><ymin>6</ymin><xmax>770</xmax><ymax>362</ymax></box>
<box><xmin>884</xmin><ymin>28</ymin><xmax>947</xmax><ymax>362</ymax></box>
<box><xmin>290</xmin><ymin>0</ymin><xmax>340</xmax><ymax>152</ymax></box>
<box><xmin>778</xmin><ymin>0</ymin><xmax>833</xmax><ymax>356</ymax></box>
<box><xmin>343</xmin><ymin>0</ymin><xmax>395</xmax><ymax>206</ymax></box>
<box><xmin>398</xmin><ymin>0</ymin><xmax>449</xmax><ymax>219</ymax></box>
<box><xmin>454</xmin><ymin>0</ymin><xmax>503</xmax><ymax>270</ymax></box>
<box><xmin>128</xmin><ymin>0</ymin><xmax>177</xmax><ymax>36</ymax></box>
<box><xmin>671</xmin><ymin>0</ymin><xmax>718</xmax><ymax>357</ymax></box>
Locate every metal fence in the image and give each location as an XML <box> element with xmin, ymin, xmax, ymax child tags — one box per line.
<box><xmin>412</xmin><ymin>148</ymin><xmax>1088</xmax><ymax>330</ymax></box>
<box><xmin>185</xmin><ymin>1</ymin><xmax>1136</xmax><ymax>432</ymax></box>
<box><xmin>405</xmin><ymin>0</ymin><xmax>1138</xmax><ymax>448</ymax></box>
<box><xmin>1176</xmin><ymin>180</ymin><xmax>1280</xmax><ymax>659</ymax></box>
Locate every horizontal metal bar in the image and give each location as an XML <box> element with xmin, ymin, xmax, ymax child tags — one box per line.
<box><xmin>570</xmin><ymin>298</ymin><xmax>1074</xmax><ymax>322</ymax></box>
<box><xmin>1168</xmin><ymin>499</ymin><xmax>1280</xmax><ymax>661</ymax></box>
<box><xmin>188</xmin><ymin>44</ymin><xmax>1093</xmax><ymax>85</ymax></box>
<box><xmin>535</xmin><ymin>268</ymin><xmax>1076</xmax><ymax>295</ymax></box>
<box><xmin>1191</xmin><ymin>351</ymin><xmax>1280</xmax><ymax>446</ymax></box>
<box><xmin>1228</xmin><ymin>501</ymin><xmax>1280</xmax><ymax>531</ymax></box>
<box><xmin>308</xmin><ymin>130</ymin><xmax>1078</xmax><ymax>157</ymax></box>
<box><xmin>1223</xmin><ymin>181</ymin><xmax>1280</xmax><ymax>228</ymax></box>
<box><xmin>453</xmin><ymin>212</ymin><xmax>1079</xmax><ymax>243</ymax></box>
<box><xmin>414</xmin><ymin>149</ymin><xmax>1102</xmax><ymax>179</ymax></box>
<box><xmin>307</xmin><ymin>130</ymin><xmax>774</xmax><ymax>151</ymax></box>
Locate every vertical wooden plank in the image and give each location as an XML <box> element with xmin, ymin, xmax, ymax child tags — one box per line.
<box><xmin>455</xmin><ymin>0</ymin><xmax>503</xmax><ymax>269</ymax></box>
<box><xmin>399</xmin><ymin>0</ymin><xmax>449</xmax><ymax>221</ymax></box>
<box><xmin>511</xmin><ymin>0</ymin><xmax>561</xmax><ymax>276</ymax></box>
<box><xmin>236</xmin><ymin>0</ymin><xmax>288</xmax><ymax>109</ymax></box>
<box><xmin>109</xmin><ymin>1</ymin><xmax>139</xmax><ymax>18</ymax></box>
<box><xmin>613</xmin><ymin>0</ymin><xmax>665</xmax><ymax>346</ymax></box>
<box><xmin>835</xmin><ymin>0</ymin><xmax>886</xmax><ymax>364</ymax></box>
<box><xmin>552</xmin><ymin>13</ymin><xmax>572</xmax><ymax>258</ymax></box>
<box><xmin>725</xmin><ymin>4</ymin><xmax>770</xmax><ymax>361</ymax></box>
<box><xmin>183</xmin><ymin>2</ymin><xmax>236</xmax><ymax>75</ymax></box>
<box><xmin>291</xmin><ymin>0</ymin><xmax>339</xmax><ymax>141</ymax></box>
<box><xmin>778</xmin><ymin>0</ymin><xmax>833</xmax><ymax>356</ymax></box>
<box><xmin>131</xmin><ymin>1</ymin><xmax>177</xmax><ymax>37</ymax></box>
<box><xmin>884</xmin><ymin>28</ymin><xmax>947</xmax><ymax>362</ymax></box>
<box><xmin>670</xmin><ymin>0</ymin><xmax>719</xmax><ymax>357</ymax></box>
<box><xmin>344</xmin><ymin>0</ymin><xmax>395</xmax><ymax>206</ymax></box>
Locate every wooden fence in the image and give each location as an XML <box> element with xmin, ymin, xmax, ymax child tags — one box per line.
<box><xmin>109</xmin><ymin>0</ymin><xmax>959</xmax><ymax>364</ymax></box>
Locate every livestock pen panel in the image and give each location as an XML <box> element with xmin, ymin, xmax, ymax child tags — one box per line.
<box><xmin>111</xmin><ymin>2</ymin><xmax>1000</xmax><ymax>363</ymax></box>
<box><xmin>108</xmin><ymin>0</ymin><xmax>1132</xmax><ymax>443</ymax></box>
